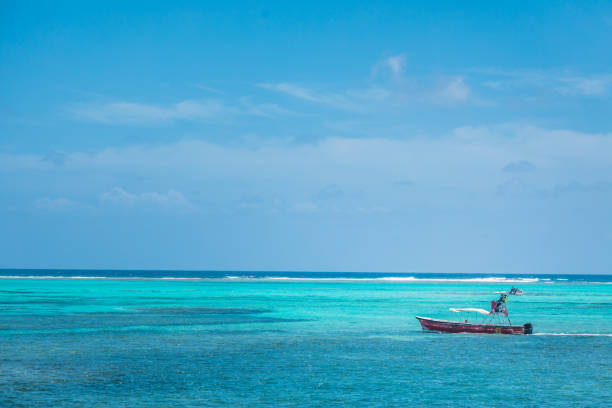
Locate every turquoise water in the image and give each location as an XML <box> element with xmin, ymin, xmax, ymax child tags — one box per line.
<box><xmin>1</xmin><ymin>273</ymin><xmax>611</xmax><ymax>407</ymax></box>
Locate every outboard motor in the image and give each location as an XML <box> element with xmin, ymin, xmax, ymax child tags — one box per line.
<box><xmin>523</xmin><ymin>323</ymin><xmax>533</xmax><ymax>335</ymax></box>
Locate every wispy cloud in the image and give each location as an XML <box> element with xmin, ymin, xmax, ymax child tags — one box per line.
<box><xmin>238</xmin><ymin>97</ymin><xmax>294</xmax><ymax>118</ymax></box>
<box><xmin>74</xmin><ymin>55</ymin><xmax>481</xmax><ymax>126</ymax></box>
<box><xmin>433</xmin><ymin>76</ymin><xmax>472</xmax><ymax>103</ymax></box>
<box><xmin>502</xmin><ymin>160</ymin><xmax>535</xmax><ymax>173</ymax></box>
<box><xmin>372</xmin><ymin>53</ymin><xmax>407</xmax><ymax>78</ymax></box>
<box><xmin>258</xmin><ymin>83</ymin><xmax>362</xmax><ymax>110</ymax></box>
<box><xmin>69</xmin><ymin>97</ymin><xmax>293</xmax><ymax>125</ymax></box>
<box><xmin>372</xmin><ymin>55</ymin><xmax>476</xmax><ymax>104</ymax></box>
<box><xmin>193</xmin><ymin>84</ymin><xmax>226</xmax><ymax>95</ymax></box>
<box><xmin>100</xmin><ymin>187</ymin><xmax>196</xmax><ymax>212</ymax></box>
<box><xmin>290</xmin><ymin>202</ymin><xmax>319</xmax><ymax>213</ymax></box>
<box><xmin>40</xmin><ymin>151</ymin><xmax>67</xmax><ymax>166</ymax></box>
<box><xmin>259</xmin><ymin>74</ymin><xmax>474</xmax><ymax>111</ymax></box>
<box><xmin>479</xmin><ymin>68</ymin><xmax>612</xmax><ymax>96</ymax></box>
<box><xmin>70</xmin><ymin>100</ymin><xmax>235</xmax><ymax>125</ymax></box>
<box><xmin>551</xmin><ymin>181</ymin><xmax>612</xmax><ymax>195</ymax></box>
<box><xmin>394</xmin><ymin>179</ymin><xmax>414</xmax><ymax>187</ymax></box>
<box><xmin>258</xmin><ymin>83</ymin><xmax>320</xmax><ymax>103</ymax></box>
<box><xmin>497</xmin><ymin>179</ymin><xmax>612</xmax><ymax>198</ymax></box>
<box><xmin>33</xmin><ymin>197</ymin><xmax>84</xmax><ymax>211</ymax></box>
<box><xmin>555</xmin><ymin>75</ymin><xmax>612</xmax><ymax>96</ymax></box>
<box><xmin>314</xmin><ymin>184</ymin><xmax>344</xmax><ymax>200</ymax></box>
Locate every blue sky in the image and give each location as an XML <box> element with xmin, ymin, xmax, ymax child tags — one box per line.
<box><xmin>2</xmin><ymin>1</ymin><xmax>612</xmax><ymax>273</ymax></box>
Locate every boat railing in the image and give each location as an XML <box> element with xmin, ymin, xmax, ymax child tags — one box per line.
<box><xmin>449</xmin><ymin>308</ymin><xmax>513</xmax><ymax>326</ymax></box>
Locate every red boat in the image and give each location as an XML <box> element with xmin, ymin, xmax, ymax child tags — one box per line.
<box><xmin>416</xmin><ymin>287</ymin><xmax>533</xmax><ymax>335</ymax></box>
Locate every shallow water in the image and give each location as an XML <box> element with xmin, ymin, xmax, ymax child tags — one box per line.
<box><xmin>1</xmin><ymin>272</ymin><xmax>610</xmax><ymax>407</ymax></box>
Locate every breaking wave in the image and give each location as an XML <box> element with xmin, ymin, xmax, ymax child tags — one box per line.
<box><xmin>0</xmin><ymin>275</ymin><xmax>554</xmax><ymax>284</ymax></box>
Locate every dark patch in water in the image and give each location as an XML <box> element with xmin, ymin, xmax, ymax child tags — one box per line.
<box><xmin>0</xmin><ymin>297</ymin><xmax>100</xmax><ymax>305</ymax></box>
<box><xmin>0</xmin><ymin>290</ymin><xmax>35</xmax><ymax>294</ymax></box>
<box><xmin>132</xmin><ymin>307</ymin><xmax>272</xmax><ymax>315</ymax></box>
<box><xmin>0</xmin><ymin>310</ymin><xmax>306</xmax><ymax>331</ymax></box>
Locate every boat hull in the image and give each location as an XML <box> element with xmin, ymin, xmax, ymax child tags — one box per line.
<box><xmin>416</xmin><ymin>316</ymin><xmax>529</xmax><ymax>335</ymax></box>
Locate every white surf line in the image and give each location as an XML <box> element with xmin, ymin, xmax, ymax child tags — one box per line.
<box><xmin>262</xmin><ymin>277</ymin><xmax>541</xmax><ymax>283</ymax></box>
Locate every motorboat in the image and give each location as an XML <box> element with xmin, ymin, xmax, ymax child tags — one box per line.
<box><xmin>416</xmin><ymin>287</ymin><xmax>532</xmax><ymax>335</ymax></box>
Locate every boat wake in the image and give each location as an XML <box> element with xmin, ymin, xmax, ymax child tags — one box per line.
<box><xmin>534</xmin><ymin>333</ymin><xmax>612</xmax><ymax>337</ymax></box>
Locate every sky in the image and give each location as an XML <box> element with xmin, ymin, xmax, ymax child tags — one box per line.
<box><xmin>1</xmin><ymin>1</ymin><xmax>612</xmax><ymax>273</ymax></box>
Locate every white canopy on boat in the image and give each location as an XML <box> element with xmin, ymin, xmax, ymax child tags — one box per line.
<box><xmin>449</xmin><ymin>308</ymin><xmax>491</xmax><ymax>315</ymax></box>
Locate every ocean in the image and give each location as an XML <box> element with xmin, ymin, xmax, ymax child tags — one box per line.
<box><xmin>1</xmin><ymin>270</ymin><xmax>610</xmax><ymax>407</ymax></box>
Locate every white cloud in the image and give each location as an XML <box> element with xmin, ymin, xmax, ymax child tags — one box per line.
<box><xmin>4</xmin><ymin>124</ymin><xmax>612</xmax><ymax>215</ymax></box>
<box><xmin>5</xmin><ymin>125</ymin><xmax>612</xmax><ymax>179</ymax></box>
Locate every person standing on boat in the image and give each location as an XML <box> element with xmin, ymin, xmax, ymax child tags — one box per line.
<box><xmin>494</xmin><ymin>293</ymin><xmax>508</xmax><ymax>314</ymax></box>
